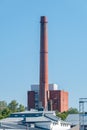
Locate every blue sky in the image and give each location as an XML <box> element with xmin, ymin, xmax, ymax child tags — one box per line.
<box><xmin>0</xmin><ymin>0</ymin><xmax>87</xmax><ymax>109</ymax></box>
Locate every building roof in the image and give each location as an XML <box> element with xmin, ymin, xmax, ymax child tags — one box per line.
<box><xmin>11</xmin><ymin>110</ymin><xmax>55</xmax><ymax>115</ymax></box>
<box><xmin>10</xmin><ymin>110</ymin><xmax>55</xmax><ymax>118</ymax></box>
<box><xmin>44</xmin><ymin>113</ymin><xmax>60</xmax><ymax>121</ymax></box>
<box><xmin>25</xmin><ymin>116</ymin><xmax>51</xmax><ymax>123</ymax></box>
<box><xmin>0</xmin><ymin>110</ymin><xmax>70</xmax><ymax>130</ymax></box>
<box><xmin>66</xmin><ymin>114</ymin><xmax>87</xmax><ymax>126</ymax></box>
<box><xmin>66</xmin><ymin>114</ymin><xmax>79</xmax><ymax>125</ymax></box>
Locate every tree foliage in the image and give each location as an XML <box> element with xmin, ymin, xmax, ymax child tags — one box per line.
<box><xmin>56</xmin><ymin>107</ymin><xmax>79</xmax><ymax>120</ymax></box>
<box><xmin>8</xmin><ymin>100</ymin><xmax>18</xmax><ymax>113</ymax></box>
<box><xmin>17</xmin><ymin>104</ymin><xmax>25</xmax><ymax>112</ymax></box>
<box><xmin>2</xmin><ymin>108</ymin><xmax>11</xmax><ymax>118</ymax></box>
<box><xmin>0</xmin><ymin>101</ymin><xmax>7</xmax><ymax>111</ymax></box>
<box><xmin>67</xmin><ymin>107</ymin><xmax>79</xmax><ymax>114</ymax></box>
<box><xmin>0</xmin><ymin>100</ymin><xmax>25</xmax><ymax>119</ymax></box>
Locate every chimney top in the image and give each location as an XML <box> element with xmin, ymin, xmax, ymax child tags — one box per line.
<box><xmin>40</xmin><ymin>16</ymin><xmax>48</xmax><ymax>23</ymax></box>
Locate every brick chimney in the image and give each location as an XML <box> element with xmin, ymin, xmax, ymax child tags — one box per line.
<box><xmin>39</xmin><ymin>16</ymin><xmax>48</xmax><ymax>110</ymax></box>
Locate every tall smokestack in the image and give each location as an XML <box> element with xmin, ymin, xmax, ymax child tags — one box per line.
<box><xmin>39</xmin><ymin>16</ymin><xmax>48</xmax><ymax>110</ymax></box>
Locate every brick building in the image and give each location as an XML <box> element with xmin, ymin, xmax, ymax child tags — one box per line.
<box><xmin>48</xmin><ymin>90</ymin><xmax>68</xmax><ymax>112</ymax></box>
<box><xmin>27</xmin><ymin>84</ymin><xmax>68</xmax><ymax>112</ymax></box>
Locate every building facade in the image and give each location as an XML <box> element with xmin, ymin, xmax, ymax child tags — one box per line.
<box><xmin>48</xmin><ymin>90</ymin><xmax>68</xmax><ymax>112</ymax></box>
<box><xmin>27</xmin><ymin>84</ymin><xmax>68</xmax><ymax>112</ymax></box>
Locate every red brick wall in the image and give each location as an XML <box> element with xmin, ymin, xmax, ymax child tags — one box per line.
<box><xmin>27</xmin><ymin>91</ymin><xmax>35</xmax><ymax>110</ymax></box>
<box><xmin>48</xmin><ymin>90</ymin><xmax>60</xmax><ymax>111</ymax></box>
<box><xmin>27</xmin><ymin>90</ymin><xmax>68</xmax><ymax>112</ymax></box>
<box><xmin>48</xmin><ymin>90</ymin><xmax>68</xmax><ymax>112</ymax></box>
<box><xmin>59</xmin><ymin>90</ymin><xmax>68</xmax><ymax>112</ymax></box>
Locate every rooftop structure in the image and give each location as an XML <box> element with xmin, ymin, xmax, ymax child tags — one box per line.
<box><xmin>66</xmin><ymin>114</ymin><xmax>79</xmax><ymax>126</ymax></box>
<box><xmin>66</xmin><ymin>113</ymin><xmax>87</xmax><ymax>130</ymax></box>
<box><xmin>31</xmin><ymin>84</ymin><xmax>58</xmax><ymax>92</ymax></box>
<box><xmin>0</xmin><ymin>110</ymin><xmax>71</xmax><ymax>130</ymax></box>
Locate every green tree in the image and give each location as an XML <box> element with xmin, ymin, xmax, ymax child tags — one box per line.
<box><xmin>56</xmin><ymin>108</ymin><xmax>79</xmax><ymax>120</ymax></box>
<box><xmin>2</xmin><ymin>108</ymin><xmax>11</xmax><ymax>118</ymax></box>
<box><xmin>0</xmin><ymin>114</ymin><xmax>4</xmax><ymax>119</ymax></box>
<box><xmin>0</xmin><ymin>101</ymin><xmax>7</xmax><ymax>111</ymax></box>
<box><xmin>56</xmin><ymin>111</ymin><xmax>68</xmax><ymax>120</ymax></box>
<box><xmin>0</xmin><ymin>100</ymin><xmax>25</xmax><ymax>119</ymax></box>
<box><xmin>8</xmin><ymin>100</ymin><xmax>18</xmax><ymax>113</ymax></box>
<box><xmin>17</xmin><ymin>104</ymin><xmax>25</xmax><ymax>112</ymax></box>
<box><xmin>67</xmin><ymin>107</ymin><xmax>79</xmax><ymax>114</ymax></box>
<box><xmin>18</xmin><ymin>104</ymin><xmax>25</xmax><ymax>112</ymax></box>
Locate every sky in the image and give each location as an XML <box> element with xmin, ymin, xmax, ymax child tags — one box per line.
<box><xmin>0</xmin><ymin>0</ymin><xmax>87</xmax><ymax>109</ymax></box>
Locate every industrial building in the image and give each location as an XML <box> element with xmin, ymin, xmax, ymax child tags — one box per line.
<box><xmin>27</xmin><ymin>16</ymin><xmax>68</xmax><ymax>112</ymax></box>
<box><xmin>27</xmin><ymin>84</ymin><xmax>68</xmax><ymax>112</ymax></box>
<box><xmin>0</xmin><ymin>110</ymin><xmax>71</xmax><ymax>130</ymax></box>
